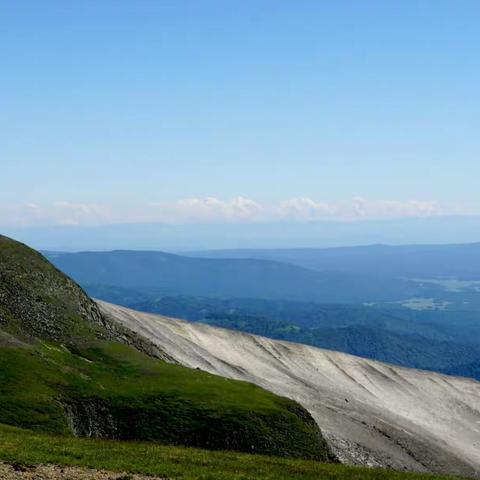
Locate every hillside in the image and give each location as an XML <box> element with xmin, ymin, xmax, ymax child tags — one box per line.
<box><xmin>44</xmin><ymin>250</ymin><xmax>422</xmax><ymax>303</ymax></box>
<box><xmin>100</xmin><ymin>301</ymin><xmax>480</xmax><ymax>478</ymax></box>
<box><xmin>0</xmin><ymin>235</ymin><xmax>333</xmax><ymax>460</ymax></box>
<box><xmin>202</xmin><ymin>317</ymin><xmax>480</xmax><ymax>378</ymax></box>
<box><xmin>0</xmin><ymin>235</ymin><xmax>105</xmax><ymax>345</ymax></box>
<box><xmin>0</xmin><ymin>423</ymin><xmax>462</xmax><ymax>480</ymax></box>
<box><xmin>189</xmin><ymin>243</ymin><xmax>480</xmax><ymax>279</ymax></box>
<box><xmin>80</xmin><ymin>288</ymin><xmax>480</xmax><ymax>381</ymax></box>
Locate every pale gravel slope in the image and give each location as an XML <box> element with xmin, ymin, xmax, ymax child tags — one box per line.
<box><xmin>99</xmin><ymin>301</ymin><xmax>480</xmax><ymax>478</ymax></box>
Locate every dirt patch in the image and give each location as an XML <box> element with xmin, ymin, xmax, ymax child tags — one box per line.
<box><xmin>0</xmin><ymin>462</ymin><xmax>166</xmax><ymax>480</ymax></box>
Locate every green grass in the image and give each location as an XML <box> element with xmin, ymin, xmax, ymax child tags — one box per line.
<box><xmin>0</xmin><ymin>342</ymin><xmax>331</xmax><ymax>460</ymax></box>
<box><xmin>0</xmin><ymin>423</ymin><xmax>462</xmax><ymax>480</ymax></box>
<box><xmin>0</xmin><ymin>235</ymin><xmax>332</xmax><ymax>460</ymax></box>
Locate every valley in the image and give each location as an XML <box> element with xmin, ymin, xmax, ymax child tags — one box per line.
<box><xmin>1</xmin><ymin>235</ymin><xmax>479</xmax><ymax>479</ymax></box>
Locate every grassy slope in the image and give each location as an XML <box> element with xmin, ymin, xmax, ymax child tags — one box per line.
<box><xmin>0</xmin><ymin>341</ymin><xmax>331</xmax><ymax>460</ymax></box>
<box><xmin>0</xmin><ymin>235</ymin><xmax>332</xmax><ymax>460</ymax></box>
<box><xmin>0</xmin><ymin>423</ymin><xmax>462</xmax><ymax>480</ymax></box>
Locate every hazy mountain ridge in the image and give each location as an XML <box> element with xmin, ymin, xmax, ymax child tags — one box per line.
<box><xmin>44</xmin><ymin>249</ymin><xmax>428</xmax><ymax>304</ymax></box>
<box><xmin>188</xmin><ymin>242</ymin><xmax>480</xmax><ymax>279</ymax></box>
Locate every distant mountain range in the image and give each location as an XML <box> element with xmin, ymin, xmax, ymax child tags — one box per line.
<box><xmin>188</xmin><ymin>242</ymin><xmax>480</xmax><ymax>279</ymax></box>
<box><xmin>44</xmin><ymin>249</ymin><xmax>425</xmax><ymax>304</ymax></box>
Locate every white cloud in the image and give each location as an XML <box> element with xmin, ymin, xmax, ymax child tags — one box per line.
<box><xmin>0</xmin><ymin>202</ymin><xmax>112</xmax><ymax>227</ymax></box>
<box><xmin>0</xmin><ymin>197</ymin><xmax>469</xmax><ymax>227</ymax></box>
<box><xmin>51</xmin><ymin>202</ymin><xmax>113</xmax><ymax>225</ymax></box>
<box><xmin>150</xmin><ymin>197</ymin><xmax>264</xmax><ymax>222</ymax></box>
<box><xmin>278</xmin><ymin>197</ymin><xmax>335</xmax><ymax>219</ymax></box>
<box><xmin>276</xmin><ymin>196</ymin><xmax>442</xmax><ymax>221</ymax></box>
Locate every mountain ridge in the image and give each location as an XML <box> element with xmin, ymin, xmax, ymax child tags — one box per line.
<box><xmin>187</xmin><ymin>242</ymin><xmax>480</xmax><ymax>279</ymax></box>
<box><xmin>44</xmin><ymin>249</ymin><xmax>423</xmax><ymax>304</ymax></box>
<box><xmin>99</xmin><ymin>300</ymin><xmax>480</xmax><ymax>478</ymax></box>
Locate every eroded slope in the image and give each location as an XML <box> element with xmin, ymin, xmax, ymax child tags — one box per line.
<box><xmin>99</xmin><ymin>301</ymin><xmax>480</xmax><ymax>478</ymax></box>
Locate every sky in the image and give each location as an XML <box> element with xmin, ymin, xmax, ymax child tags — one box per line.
<box><xmin>1</xmin><ymin>1</ymin><xmax>480</xmax><ymax>229</ymax></box>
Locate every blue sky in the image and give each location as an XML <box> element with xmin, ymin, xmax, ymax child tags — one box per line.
<box><xmin>1</xmin><ymin>1</ymin><xmax>479</xmax><ymax>227</ymax></box>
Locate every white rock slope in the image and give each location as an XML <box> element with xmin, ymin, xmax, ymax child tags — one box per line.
<box><xmin>99</xmin><ymin>301</ymin><xmax>480</xmax><ymax>478</ymax></box>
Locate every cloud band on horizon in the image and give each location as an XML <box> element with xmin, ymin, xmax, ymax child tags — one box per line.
<box><xmin>0</xmin><ymin>197</ymin><xmax>470</xmax><ymax>228</ymax></box>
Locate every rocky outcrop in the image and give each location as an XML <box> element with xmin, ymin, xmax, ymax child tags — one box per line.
<box><xmin>99</xmin><ymin>300</ymin><xmax>480</xmax><ymax>478</ymax></box>
<box><xmin>0</xmin><ymin>235</ymin><xmax>106</xmax><ymax>344</ymax></box>
<box><xmin>58</xmin><ymin>393</ymin><xmax>334</xmax><ymax>461</ymax></box>
<box><xmin>62</xmin><ymin>398</ymin><xmax>119</xmax><ymax>439</ymax></box>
